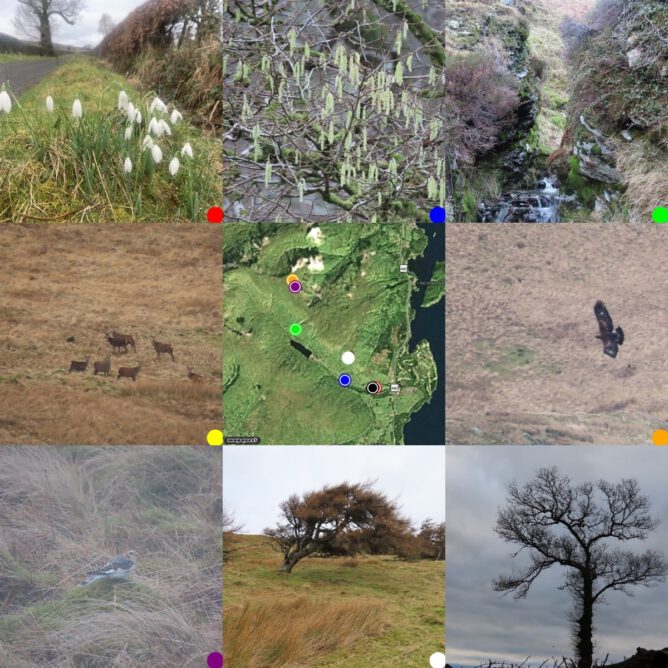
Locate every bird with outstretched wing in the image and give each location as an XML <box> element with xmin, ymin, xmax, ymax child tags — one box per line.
<box><xmin>594</xmin><ymin>301</ymin><xmax>624</xmax><ymax>358</ymax></box>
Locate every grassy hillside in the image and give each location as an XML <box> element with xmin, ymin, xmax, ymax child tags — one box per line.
<box><xmin>223</xmin><ymin>534</ymin><xmax>445</xmax><ymax>667</ymax></box>
<box><xmin>0</xmin><ymin>56</ymin><xmax>220</xmax><ymax>222</ymax></box>
<box><xmin>0</xmin><ymin>446</ymin><xmax>222</xmax><ymax>667</ymax></box>
<box><xmin>0</xmin><ymin>224</ymin><xmax>222</xmax><ymax>445</ymax></box>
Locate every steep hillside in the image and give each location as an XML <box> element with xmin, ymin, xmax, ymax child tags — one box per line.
<box><xmin>446</xmin><ymin>0</ymin><xmax>667</xmax><ymax>222</ymax></box>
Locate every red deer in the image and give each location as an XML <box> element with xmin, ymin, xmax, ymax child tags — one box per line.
<box><xmin>69</xmin><ymin>356</ymin><xmax>90</xmax><ymax>372</ymax></box>
<box><xmin>111</xmin><ymin>331</ymin><xmax>136</xmax><ymax>353</ymax></box>
<box><xmin>106</xmin><ymin>333</ymin><xmax>129</xmax><ymax>354</ymax></box>
<box><xmin>117</xmin><ymin>365</ymin><xmax>141</xmax><ymax>381</ymax></box>
<box><xmin>187</xmin><ymin>367</ymin><xmax>203</xmax><ymax>383</ymax></box>
<box><xmin>152</xmin><ymin>339</ymin><xmax>175</xmax><ymax>362</ymax></box>
<box><xmin>93</xmin><ymin>356</ymin><xmax>111</xmax><ymax>376</ymax></box>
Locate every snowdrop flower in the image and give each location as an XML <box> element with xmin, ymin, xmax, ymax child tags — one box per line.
<box><xmin>170</xmin><ymin>109</ymin><xmax>182</xmax><ymax>124</ymax></box>
<box><xmin>0</xmin><ymin>90</ymin><xmax>12</xmax><ymax>114</ymax></box>
<box><xmin>169</xmin><ymin>156</ymin><xmax>180</xmax><ymax>176</ymax></box>
<box><xmin>124</xmin><ymin>157</ymin><xmax>132</xmax><ymax>173</ymax></box>
<box><xmin>151</xmin><ymin>144</ymin><xmax>163</xmax><ymax>164</ymax></box>
<box><xmin>142</xmin><ymin>135</ymin><xmax>154</xmax><ymax>150</ymax></box>
<box><xmin>118</xmin><ymin>90</ymin><xmax>129</xmax><ymax>110</ymax></box>
<box><xmin>46</xmin><ymin>95</ymin><xmax>54</xmax><ymax>112</ymax></box>
<box><xmin>159</xmin><ymin>119</ymin><xmax>171</xmax><ymax>136</ymax></box>
<box><xmin>149</xmin><ymin>96</ymin><xmax>166</xmax><ymax>113</ymax></box>
<box><xmin>124</xmin><ymin>126</ymin><xmax>133</xmax><ymax>140</ymax></box>
<box><xmin>181</xmin><ymin>142</ymin><xmax>194</xmax><ymax>158</ymax></box>
<box><xmin>127</xmin><ymin>102</ymin><xmax>136</xmax><ymax>123</ymax></box>
<box><xmin>135</xmin><ymin>110</ymin><xmax>142</xmax><ymax>125</ymax></box>
<box><xmin>72</xmin><ymin>99</ymin><xmax>83</xmax><ymax>118</ymax></box>
<box><xmin>149</xmin><ymin>116</ymin><xmax>162</xmax><ymax>137</ymax></box>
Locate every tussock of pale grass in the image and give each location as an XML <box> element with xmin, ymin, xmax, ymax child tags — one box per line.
<box><xmin>224</xmin><ymin>595</ymin><xmax>387</xmax><ymax>667</ymax></box>
<box><xmin>0</xmin><ymin>224</ymin><xmax>221</xmax><ymax>445</ymax></box>
<box><xmin>0</xmin><ymin>446</ymin><xmax>221</xmax><ymax>666</ymax></box>
<box><xmin>616</xmin><ymin>141</ymin><xmax>668</xmax><ymax>223</ymax></box>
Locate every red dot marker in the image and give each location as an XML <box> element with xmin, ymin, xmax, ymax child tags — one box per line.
<box><xmin>207</xmin><ymin>207</ymin><xmax>223</xmax><ymax>223</ymax></box>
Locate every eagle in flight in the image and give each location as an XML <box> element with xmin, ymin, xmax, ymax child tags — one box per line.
<box><xmin>594</xmin><ymin>301</ymin><xmax>624</xmax><ymax>358</ymax></box>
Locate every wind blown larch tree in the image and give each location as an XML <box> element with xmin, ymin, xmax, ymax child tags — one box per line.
<box><xmin>493</xmin><ymin>467</ymin><xmax>667</xmax><ymax>668</ymax></box>
<box><xmin>264</xmin><ymin>481</ymin><xmax>411</xmax><ymax>573</ymax></box>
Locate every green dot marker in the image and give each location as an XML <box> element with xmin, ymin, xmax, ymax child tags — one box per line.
<box><xmin>652</xmin><ymin>206</ymin><xmax>668</xmax><ymax>223</ymax></box>
<box><xmin>290</xmin><ymin>323</ymin><xmax>302</xmax><ymax>336</ymax></box>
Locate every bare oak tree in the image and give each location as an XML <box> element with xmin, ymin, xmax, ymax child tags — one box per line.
<box><xmin>493</xmin><ymin>467</ymin><xmax>667</xmax><ymax>668</ymax></box>
<box><xmin>14</xmin><ymin>0</ymin><xmax>85</xmax><ymax>55</ymax></box>
<box><xmin>98</xmin><ymin>13</ymin><xmax>115</xmax><ymax>36</ymax></box>
<box><xmin>264</xmin><ymin>481</ymin><xmax>410</xmax><ymax>573</ymax></box>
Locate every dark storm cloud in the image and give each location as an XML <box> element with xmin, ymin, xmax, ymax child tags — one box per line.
<box><xmin>446</xmin><ymin>446</ymin><xmax>668</xmax><ymax>666</ymax></box>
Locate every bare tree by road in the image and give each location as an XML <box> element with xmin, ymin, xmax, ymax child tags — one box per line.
<box><xmin>493</xmin><ymin>467</ymin><xmax>667</xmax><ymax>668</ymax></box>
<box><xmin>13</xmin><ymin>0</ymin><xmax>85</xmax><ymax>56</ymax></box>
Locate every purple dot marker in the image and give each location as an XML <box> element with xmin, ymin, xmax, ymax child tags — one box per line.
<box><xmin>289</xmin><ymin>280</ymin><xmax>302</xmax><ymax>293</ymax></box>
<box><xmin>207</xmin><ymin>652</ymin><xmax>223</xmax><ymax>668</ymax></box>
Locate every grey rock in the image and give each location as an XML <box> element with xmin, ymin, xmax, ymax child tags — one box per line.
<box><xmin>627</xmin><ymin>47</ymin><xmax>643</xmax><ymax>68</ymax></box>
<box><xmin>579</xmin><ymin>154</ymin><xmax>621</xmax><ymax>184</ymax></box>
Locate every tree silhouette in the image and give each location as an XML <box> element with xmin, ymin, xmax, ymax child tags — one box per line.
<box><xmin>264</xmin><ymin>481</ymin><xmax>411</xmax><ymax>573</ymax></box>
<box><xmin>493</xmin><ymin>467</ymin><xmax>667</xmax><ymax>668</ymax></box>
<box><xmin>14</xmin><ymin>0</ymin><xmax>85</xmax><ymax>55</ymax></box>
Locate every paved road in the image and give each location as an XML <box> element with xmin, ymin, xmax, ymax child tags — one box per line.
<box><xmin>0</xmin><ymin>57</ymin><xmax>68</xmax><ymax>96</ymax></box>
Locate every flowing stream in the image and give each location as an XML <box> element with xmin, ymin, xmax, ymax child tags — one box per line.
<box><xmin>476</xmin><ymin>176</ymin><xmax>577</xmax><ymax>222</ymax></box>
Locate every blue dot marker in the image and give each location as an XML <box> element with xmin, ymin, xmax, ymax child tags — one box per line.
<box><xmin>338</xmin><ymin>374</ymin><xmax>352</xmax><ymax>387</ymax></box>
<box><xmin>429</xmin><ymin>206</ymin><xmax>446</xmax><ymax>223</ymax></box>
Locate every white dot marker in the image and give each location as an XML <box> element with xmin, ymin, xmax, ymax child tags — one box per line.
<box><xmin>341</xmin><ymin>351</ymin><xmax>355</xmax><ymax>365</ymax></box>
<box><xmin>430</xmin><ymin>653</ymin><xmax>446</xmax><ymax>668</ymax></box>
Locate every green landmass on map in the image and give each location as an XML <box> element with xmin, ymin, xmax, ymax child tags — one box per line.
<box><xmin>421</xmin><ymin>261</ymin><xmax>445</xmax><ymax>309</ymax></box>
<box><xmin>222</xmin><ymin>223</ymin><xmax>438</xmax><ymax>445</ymax></box>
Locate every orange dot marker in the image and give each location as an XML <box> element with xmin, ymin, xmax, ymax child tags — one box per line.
<box><xmin>652</xmin><ymin>429</ymin><xmax>668</xmax><ymax>445</ymax></box>
<box><xmin>286</xmin><ymin>273</ymin><xmax>299</xmax><ymax>285</ymax></box>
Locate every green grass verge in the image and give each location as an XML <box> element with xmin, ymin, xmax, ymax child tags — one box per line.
<box><xmin>0</xmin><ymin>55</ymin><xmax>220</xmax><ymax>222</ymax></box>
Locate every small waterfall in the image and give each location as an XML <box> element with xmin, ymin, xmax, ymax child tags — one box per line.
<box><xmin>476</xmin><ymin>176</ymin><xmax>576</xmax><ymax>222</ymax></box>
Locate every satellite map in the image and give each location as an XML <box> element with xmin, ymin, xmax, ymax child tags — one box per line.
<box><xmin>223</xmin><ymin>223</ymin><xmax>444</xmax><ymax>445</ymax></box>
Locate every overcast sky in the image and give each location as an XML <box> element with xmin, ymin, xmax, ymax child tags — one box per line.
<box><xmin>0</xmin><ymin>0</ymin><xmax>143</xmax><ymax>47</ymax></box>
<box><xmin>223</xmin><ymin>446</ymin><xmax>445</xmax><ymax>534</ymax></box>
<box><xmin>446</xmin><ymin>446</ymin><xmax>668</xmax><ymax>667</ymax></box>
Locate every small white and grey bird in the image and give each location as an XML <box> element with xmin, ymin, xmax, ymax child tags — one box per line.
<box><xmin>79</xmin><ymin>550</ymin><xmax>136</xmax><ymax>586</ymax></box>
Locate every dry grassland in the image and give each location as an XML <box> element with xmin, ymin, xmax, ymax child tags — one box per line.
<box><xmin>0</xmin><ymin>224</ymin><xmax>222</xmax><ymax>445</ymax></box>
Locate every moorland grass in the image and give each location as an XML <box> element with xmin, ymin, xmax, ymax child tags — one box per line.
<box><xmin>223</xmin><ymin>534</ymin><xmax>445</xmax><ymax>667</ymax></box>
<box><xmin>0</xmin><ymin>55</ymin><xmax>221</xmax><ymax>222</ymax></box>
<box><xmin>0</xmin><ymin>446</ymin><xmax>221</xmax><ymax>666</ymax></box>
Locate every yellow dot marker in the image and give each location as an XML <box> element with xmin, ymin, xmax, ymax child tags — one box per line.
<box><xmin>286</xmin><ymin>273</ymin><xmax>299</xmax><ymax>285</ymax></box>
<box><xmin>207</xmin><ymin>429</ymin><xmax>223</xmax><ymax>446</ymax></box>
<box><xmin>652</xmin><ymin>429</ymin><xmax>668</xmax><ymax>446</ymax></box>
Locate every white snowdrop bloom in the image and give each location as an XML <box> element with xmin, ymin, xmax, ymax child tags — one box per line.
<box><xmin>170</xmin><ymin>109</ymin><xmax>182</xmax><ymax>124</ymax></box>
<box><xmin>181</xmin><ymin>142</ymin><xmax>194</xmax><ymax>158</ymax></box>
<box><xmin>149</xmin><ymin>96</ymin><xmax>166</xmax><ymax>113</ymax></box>
<box><xmin>135</xmin><ymin>110</ymin><xmax>142</xmax><ymax>125</ymax></box>
<box><xmin>149</xmin><ymin>116</ymin><xmax>161</xmax><ymax>137</ymax></box>
<box><xmin>46</xmin><ymin>95</ymin><xmax>54</xmax><ymax>112</ymax></box>
<box><xmin>124</xmin><ymin>126</ymin><xmax>133</xmax><ymax>140</ymax></box>
<box><xmin>142</xmin><ymin>135</ymin><xmax>154</xmax><ymax>150</ymax></box>
<box><xmin>169</xmin><ymin>156</ymin><xmax>180</xmax><ymax>176</ymax></box>
<box><xmin>159</xmin><ymin>119</ymin><xmax>171</xmax><ymax>136</ymax></box>
<box><xmin>151</xmin><ymin>144</ymin><xmax>163</xmax><ymax>164</ymax></box>
<box><xmin>0</xmin><ymin>90</ymin><xmax>12</xmax><ymax>114</ymax></box>
<box><xmin>126</xmin><ymin>102</ymin><xmax>136</xmax><ymax>123</ymax></box>
<box><xmin>72</xmin><ymin>99</ymin><xmax>83</xmax><ymax>118</ymax></box>
<box><xmin>118</xmin><ymin>90</ymin><xmax>129</xmax><ymax>110</ymax></box>
<box><xmin>124</xmin><ymin>157</ymin><xmax>132</xmax><ymax>173</ymax></box>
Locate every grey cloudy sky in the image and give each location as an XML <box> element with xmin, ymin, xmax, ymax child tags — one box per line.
<box><xmin>0</xmin><ymin>0</ymin><xmax>143</xmax><ymax>47</ymax></box>
<box><xmin>223</xmin><ymin>446</ymin><xmax>445</xmax><ymax>534</ymax></box>
<box><xmin>446</xmin><ymin>446</ymin><xmax>668</xmax><ymax>667</ymax></box>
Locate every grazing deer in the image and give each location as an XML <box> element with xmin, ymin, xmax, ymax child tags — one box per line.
<box><xmin>111</xmin><ymin>331</ymin><xmax>136</xmax><ymax>353</ymax></box>
<box><xmin>117</xmin><ymin>365</ymin><xmax>141</xmax><ymax>381</ymax></box>
<box><xmin>152</xmin><ymin>339</ymin><xmax>175</xmax><ymax>362</ymax></box>
<box><xmin>93</xmin><ymin>356</ymin><xmax>111</xmax><ymax>376</ymax></box>
<box><xmin>69</xmin><ymin>356</ymin><xmax>90</xmax><ymax>373</ymax></box>
<box><xmin>106</xmin><ymin>333</ymin><xmax>129</xmax><ymax>354</ymax></box>
<box><xmin>187</xmin><ymin>367</ymin><xmax>203</xmax><ymax>383</ymax></box>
